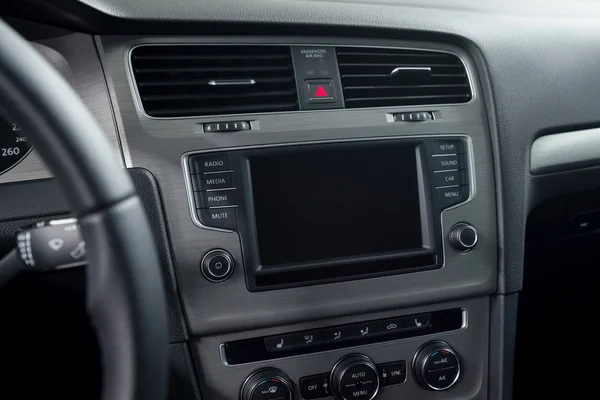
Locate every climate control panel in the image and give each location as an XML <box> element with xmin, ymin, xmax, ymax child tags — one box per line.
<box><xmin>241</xmin><ymin>342</ymin><xmax>460</xmax><ymax>400</ymax></box>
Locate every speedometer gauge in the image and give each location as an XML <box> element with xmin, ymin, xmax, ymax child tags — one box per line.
<box><xmin>0</xmin><ymin>116</ymin><xmax>33</xmax><ymax>175</ymax></box>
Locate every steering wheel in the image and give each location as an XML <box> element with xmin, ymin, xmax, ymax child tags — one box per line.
<box><xmin>0</xmin><ymin>20</ymin><xmax>168</xmax><ymax>400</ymax></box>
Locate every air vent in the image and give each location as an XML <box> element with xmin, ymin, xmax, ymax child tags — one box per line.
<box><xmin>336</xmin><ymin>47</ymin><xmax>472</xmax><ymax>108</ymax></box>
<box><xmin>130</xmin><ymin>45</ymin><xmax>299</xmax><ymax>117</ymax></box>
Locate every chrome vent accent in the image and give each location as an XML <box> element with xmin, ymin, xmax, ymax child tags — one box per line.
<box><xmin>336</xmin><ymin>47</ymin><xmax>472</xmax><ymax>108</ymax></box>
<box><xmin>130</xmin><ymin>45</ymin><xmax>299</xmax><ymax>117</ymax></box>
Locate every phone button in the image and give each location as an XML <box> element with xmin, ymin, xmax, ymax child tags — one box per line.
<box><xmin>264</xmin><ymin>334</ymin><xmax>295</xmax><ymax>352</ymax></box>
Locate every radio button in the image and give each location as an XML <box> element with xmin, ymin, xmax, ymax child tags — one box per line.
<box><xmin>198</xmin><ymin>207</ymin><xmax>237</xmax><ymax>230</ymax></box>
<box><xmin>432</xmin><ymin>170</ymin><xmax>466</xmax><ymax>188</ymax></box>
<box><xmin>189</xmin><ymin>153</ymin><xmax>231</xmax><ymax>174</ymax></box>
<box><xmin>430</xmin><ymin>154</ymin><xmax>464</xmax><ymax>171</ymax></box>
<box><xmin>192</xmin><ymin>171</ymin><xmax>234</xmax><ymax>191</ymax></box>
<box><xmin>195</xmin><ymin>189</ymin><xmax>236</xmax><ymax>208</ymax></box>
<box><xmin>437</xmin><ymin>185</ymin><xmax>468</xmax><ymax>209</ymax></box>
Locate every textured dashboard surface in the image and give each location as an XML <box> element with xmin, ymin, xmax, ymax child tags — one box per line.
<box><xmin>9</xmin><ymin>0</ymin><xmax>600</xmax><ymax>295</ymax></box>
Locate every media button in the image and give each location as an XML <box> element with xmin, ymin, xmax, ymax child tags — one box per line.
<box><xmin>264</xmin><ymin>334</ymin><xmax>295</xmax><ymax>352</ymax></box>
<box><xmin>198</xmin><ymin>207</ymin><xmax>237</xmax><ymax>230</ymax></box>
<box><xmin>294</xmin><ymin>330</ymin><xmax>323</xmax><ymax>348</ymax></box>
<box><xmin>430</xmin><ymin>154</ymin><xmax>464</xmax><ymax>171</ymax></box>
<box><xmin>189</xmin><ymin>153</ymin><xmax>231</xmax><ymax>174</ymax></box>
<box><xmin>192</xmin><ymin>171</ymin><xmax>234</xmax><ymax>191</ymax></box>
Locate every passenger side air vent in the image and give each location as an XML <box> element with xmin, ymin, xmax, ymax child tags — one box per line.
<box><xmin>130</xmin><ymin>45</ymin><xmax>299</xmax><ymax>117</ymax></box>
<box><xmin>336</xmin><ymin>47</ymin><xmax>472</xmax><ymax>108</ymax></box>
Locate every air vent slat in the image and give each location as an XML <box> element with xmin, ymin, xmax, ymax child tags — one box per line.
<box><xmin>131</xmin><ymin>45</ymin><xmax>299</xmax><ymax>117</ymax></box>
<box><xmin>336</xmin><ymin>47</ymin><xmax>472</xmax><ymax>108</ymax></box>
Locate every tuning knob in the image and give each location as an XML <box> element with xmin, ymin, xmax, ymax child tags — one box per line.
<box><xmin>330</xmin><ymin>354</ymin><xmax>380</xmax><ymax>400</ymax></box>
<box><xmin>449</xmin><ymin>223</ymin><xmax>478</xmax><ymax>252</ymax></box>
<box><xmin>240</xmin><ymin>368</ymin><xmax>293</xmax><ymax>400</ymax></box>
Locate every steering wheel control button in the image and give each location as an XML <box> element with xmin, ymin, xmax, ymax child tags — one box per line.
<box><xmin>198</xmin><ymin>207</ymin><xmax>237</xmax><ymax>230</ymax></box>
<box><xmin>201</xmin><ymin>249</ymin><xmax>234</xmax><ymax>282</ymax></box>
<box><xmin>449</xmin><ymin>223</ymin><xmax>478</xmax><ymax>252</ymax></box>
<box><xmin>377</xmin><ymin>361</ymin><xmax>406</xmax><ymax>386</ymax></box>
<box><xmin>413</xmin><ymin>341</ymin><xmax>461</xmax><ymax>391</ymax></box>
<box><xmin>331</xmin><ymin>354</ymin><xmax>380</xmax><ymax>400</ymax></box>
<box><xmin>264</xmin><ymin>334</ymin><xmax>295</xmax><ymax>352</ymax></box>
<box><xmin>306</xmin><ymin>80</ymin><xmax>336</xmax><ymax>103</ymax></box>
<box><xmin>241</xmin><ymin>369</ymin><xmax>293</xmax><ymax>400</ymax></box>
<box><xmin>195</xmin><ymin>189</ymin><xmax>237</xmax><ymax>209</ymax></box>
<box><xmin>191</xmin><ymin>171</ymin><xmax>235</xmax><ymax>191</ymax></box>
<box><xmin>300</xmin><ymin>373</ymin><xmax>331</xmax><ymax>399</ymax></box>
<box><xmin>189</xmin><ymin>153</ymin><xmax>231</xmax><ymax>174</ymax></box>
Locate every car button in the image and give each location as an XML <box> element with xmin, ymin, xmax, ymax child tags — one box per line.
<box><xmin>198</xmin><ymin>207</ymin><xmax>237</xmax><ymax>230</ymax></box>
<box><xmin>195</xmin><ymin>189</ymin><xmax>237</xmax><ymax>208</ymax></box>
<box><xmin>378</xmin><ymin>361</ymin><xmax>407</xmax><ymax>386</ymax></box>
<box><xmin>294</xmin><ymin>330</ymin><xmax>323</xmax><ymax>348</ymax></box>
<box><xmin>430</xmin><ymin>154</ymin><xmax>464</xmax><ymax>171</ymax></box>
<box><xmin>432</xmin><ymin>170</ymin><xmax>466</xmax><ymax>188</ymax></box>
<box><xmin>437</xmin><ymin>185</ymin><xmax>468</xmax><ymax>209</ymax></box>
<box><xmin>299</xmin><ymin>373</ymin><xmax>331</xmax><ymax>399</ymax></box>
<box><xmin>191</xmin><ymin>171</ymin><xmax>235</xmax><ymax>191</ymax></box>
<box><xmin>264</xmin><ymin>334</ymin><xmax>295</xmax><ymax>352</ymax></box>
<box><xmin>189</xmin><ymin>153</ymin><xmax>231</xmax><ymax>174</ymax></box>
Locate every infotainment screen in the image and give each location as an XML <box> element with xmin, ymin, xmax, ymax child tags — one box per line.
<box><xmin>250</xmin><ymin>143</ymin><xmax>424</xmax><ymax>266</ymax></box>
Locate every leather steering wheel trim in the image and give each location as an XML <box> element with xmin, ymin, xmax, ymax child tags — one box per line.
<box><xmin>0</xmin><ymin>19</ymin><xmax>168</xmax><ymax>400</ymax></box>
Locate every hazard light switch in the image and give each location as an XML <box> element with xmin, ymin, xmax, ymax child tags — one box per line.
<box><xmin>305</xmin><ymin>80</ymin><xmax>336</xmax><ymax>103</ymax></box>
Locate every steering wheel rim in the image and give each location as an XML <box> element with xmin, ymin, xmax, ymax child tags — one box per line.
<box><xmin>0</xmin><ymin>19</ymin><xmax>169</xmax><ymax>400</ymax></box>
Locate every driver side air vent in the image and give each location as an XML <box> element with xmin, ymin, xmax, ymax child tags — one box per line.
<box><xmin>336</xmin><ymin>47</ymin><xmax>472</xmax><ymax>108</ymax></box>
<box><xmin>130</xmin><ymin>45</ymin><xmax>299</xmax><ymax>117</ymax></box>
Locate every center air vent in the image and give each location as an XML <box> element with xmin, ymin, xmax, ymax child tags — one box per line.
<box><xmin>130</xmin><ymin>45</ymin><xmax>299</xmax><ymax>118</ymax></box>
<box><xmin>336</xmin><ymin>47</ymin><xmax>472</xmax><ymax>108</ymax></box>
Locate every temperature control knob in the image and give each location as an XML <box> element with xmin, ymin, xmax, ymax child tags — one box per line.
<box><xmin>449</xmin><ymin>223</ymin><xmax>478</xmax><ymax>252</ymax></box>
<box><xmin>240</xmin><ymin>369</ymin><xmax>293</xmax><ymax>400</ymax></box>
<box><xmin>330</xmin><ymin>354</ymin><xmax>380</xmax><ymax>400</ymax></box>
<box><xmin>413</xmin><ymin>341</ymin><xmax>461</xmax><ymax>391</ymax></box>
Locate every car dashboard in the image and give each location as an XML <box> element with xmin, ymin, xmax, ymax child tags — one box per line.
<box><xmin>1</xmin><ymin>1</ymin><xmax>600</xmax><ymax>399</ymax></box>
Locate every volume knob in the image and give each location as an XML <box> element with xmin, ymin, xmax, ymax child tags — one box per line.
<box><xmin>449</xmin><ymin>223</ymin><xmax>478</xmax><ymax>252</ymax></box>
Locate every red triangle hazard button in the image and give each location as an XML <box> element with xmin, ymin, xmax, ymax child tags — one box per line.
<box><xmin>314</xmin><ymin>85</ymin><xmax>329</xmax><ymax>97</ymax></box>
<box><xmin>306</xmin><ymin>80</ymin><xmax>335</xmax><ymax>103</ymax></box>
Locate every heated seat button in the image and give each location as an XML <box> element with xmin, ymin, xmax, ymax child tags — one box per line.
<box><xmin>198</xmin><ymin>208</ymin><xmax>237</xmax><ymax>230</ymax></box>
<box><xmin>264</xmin><ymin>334</ymin><xmax>295</xmax><ymax>352</ymax></box>
<box><xmin>378</xmin><ymin>361</ymin><xmax>406</xmax><ymax>386</ymax></box>
<box><xmin>195</xmin><ymin>189</ymin><xmax>236</xmax><ymax>208</ymax></box>
<box><xmin>299</xmin><ymin>374</ymin><xmax>331</xmax><ymax>399</ymax></box>
<box><xmin>192</xmin><ymin>171</ymin><xmax>235</xmax><ymax>191</ymax></box>
<box><xmin>189</xmin><ymin>153</ymin><xmax>231</xmax><ymax>174</ymax></box>
<box><xmin>306</xmin><ymin>80</ymin><xmax>336</xmax><ymax>103</ymax></box>
<box><xmin>294</xmin><ymin>330</ymin><xmax>323</xmax><ymax>348</ymax></box>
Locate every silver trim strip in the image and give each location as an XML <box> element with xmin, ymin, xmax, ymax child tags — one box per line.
<box><xmin>182</xmin><ymin>135</ymin><xmax>476</xmax><ymax>232</ymax></box>
<box><xmin>208</xmin><ymin>79</ymin><xmax>256</xmax><ymax>86</ymax></box>
<box><xmin>390</xmin><ymin>66</ymin><xmax>432</xmax><ymax>75</ymax></box>
<box><xmin>530</xmin><ymin>127</ymin><xmax>600</xmax><ymax>175</ymax></box>
<box><xmin>128</xmin><ymin>43</ymin><xmax>475</xmax><ymax>121</ymax></box>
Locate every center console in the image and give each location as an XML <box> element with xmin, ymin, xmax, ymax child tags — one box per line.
<box><xmin>97</xmin><ymin>35</ymin><xmax>497</xmax><ymax>400</ymax></box>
